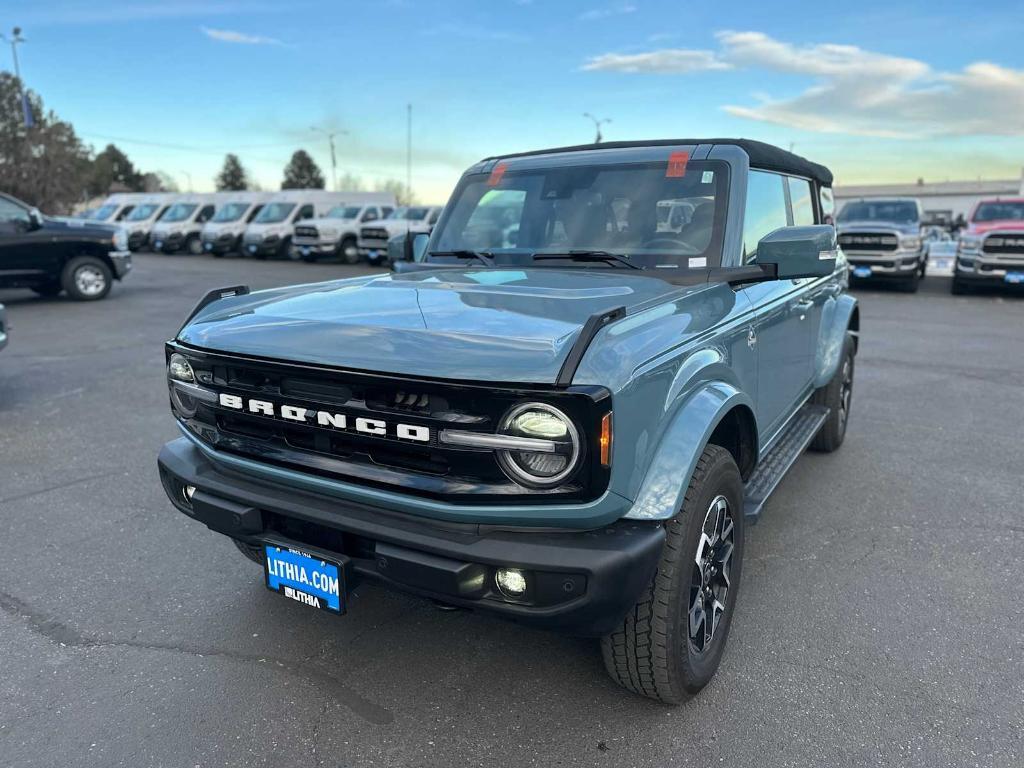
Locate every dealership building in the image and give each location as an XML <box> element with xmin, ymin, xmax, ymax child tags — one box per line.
<box><xmin>834</xmin><ymin>176</ymin><xmax>1024</xmax><ymax>224</ymax></box>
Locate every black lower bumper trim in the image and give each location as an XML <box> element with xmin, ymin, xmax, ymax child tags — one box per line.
<box><xmin>157</xmin><ymin>438</ymin><xmax>664</xmax><ymax>636</ymax></box>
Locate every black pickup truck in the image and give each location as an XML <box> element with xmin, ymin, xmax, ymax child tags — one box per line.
<box><xmin>0</xmin><ymin>192</ymin><xmax>132</xmax><ymax>301</ymax></box>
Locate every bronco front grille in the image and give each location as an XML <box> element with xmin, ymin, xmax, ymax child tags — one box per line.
<box><xmin>838</xmin><ymin>232</ymin><xmax>899</xmax><ymax>252</ymax></box>
<box><xmin>982</xmin><ymin>234</ymin><xmax>1024</xmax><ymax>256</ymax></box>
<box><xmin>167</xmin><ymin>345</ymin><xmax>611</xmax><ymax>503</ymax></box>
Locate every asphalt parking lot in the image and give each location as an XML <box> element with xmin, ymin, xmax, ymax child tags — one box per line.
<box><xmin>1</xmin><ymin>254</ymin><xmax>1022</xmax><ymax>768</ymax></box>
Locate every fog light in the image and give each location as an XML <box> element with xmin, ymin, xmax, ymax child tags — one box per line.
<box><xmin>495</xmin><ymin>568</ymin><xmax>527</xmax><ymax>599</ymax></box>
<box><xmin>183</xmin><ymin>484</ymin><xmax>196</xmax><ymax>503</ymax></box>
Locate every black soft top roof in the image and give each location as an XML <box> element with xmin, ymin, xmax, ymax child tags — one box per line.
<box><xmin>483</xmin><ymin>138</ymin><xmax>834</xmax><ymax>187</ymax></box>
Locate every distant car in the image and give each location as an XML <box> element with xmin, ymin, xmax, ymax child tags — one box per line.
<box><xmin>0</xmin><ymin>303</ymin><xmax>8</xmax><ymax>352</ymax></box>
<box><xmin>0</xmin><ymin>192</ymin><xmax>131</xmax><ymax>300</ymax></box>
<box><xmin>358</xmin><ymin>205</ymin><xmax>443</xmax><ymax>265</ymax></box>
<box><xmin>293</xmin><ymin>202</ymin><xmax>396</xmax><ymax>264</ymax></box>
<box><xmin>836</xmin><ymin>198</ymin><xmax>927</xmax><ymax>292</ymax></box>
<box><xmin>953</xmin><ymin>198</ymin><xmax>1024</xmax><ymax>294</ymax></box>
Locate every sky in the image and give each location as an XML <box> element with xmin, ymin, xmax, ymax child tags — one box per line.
<box><xmin>4</xmin><ymin>0</ymin><xmax>1024</xmax><ymax>202</ymax></box>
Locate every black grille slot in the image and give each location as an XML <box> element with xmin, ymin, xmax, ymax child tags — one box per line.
<box><xmin>838</xmin><ymin>233</ymin><xmax>899</xmax><ymax>252</ymax></box>
<box><xmin>983</xmin><ymin>235</ymin><xmax>1024</xmax><ymax>255</ymax></box>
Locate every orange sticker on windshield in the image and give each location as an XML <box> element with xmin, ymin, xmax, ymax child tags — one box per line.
<box><xmin>487</xmin><ymin>162</ymin><xmax>508</xmax><ymax>187</ymax></box>
<box><xmin>666</xmin><ymin>151</ymin><xmax>689</xmax><ymax>178</ymax></box>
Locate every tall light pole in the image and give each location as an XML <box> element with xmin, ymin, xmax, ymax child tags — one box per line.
<box><xmin>310</xmin><ymin>126</ymin><xmax>347</xmax><ymax>191</ymax></box>
<box><xmin>583</xmin><ymin>113</ymin><xmax>611</xmax><ymax>144</ymax></box>
<box><xmin>406</xmin><ymin>103</ymin><xmax>412</xmax><ymax>205</ymax></box>
<box><xmin>1</xmin><ymin>27</ymin><xmax>31</xmax><ymax>128</ymax></box>
<box><xmin>181</xmin><ymin>171</ymin><xmax>192</xmax><ymax>192</ymax></box>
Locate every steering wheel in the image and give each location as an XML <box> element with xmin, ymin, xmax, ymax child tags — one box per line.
<box><xmin>642</xmin><ymin>237</ymin><xmax>701</xmax><ymax>255</ymax></box>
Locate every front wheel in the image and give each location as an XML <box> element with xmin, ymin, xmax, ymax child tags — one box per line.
<box><xmin>340</xmin><ymin>237</ymin><xmax>360</xmax><ymax>265</ymax></box>
<box><xmin>185</xmin><ymin>235</ymin><xmax>203</xmax><ymax>256</ymax></box>
<box><xmin>810</xmin><ymin>333</ymin><xmax>855</xmax><ymax>452</ymax></box>
<box><xmin>62</xmin><ymin>255</ymin><xmax>112</xmax><ymax>301</ymax></box>
<box><xmin>602</xmin><ymin>444</ymin><xmax>744</xmax><ymax>704</ymax></box>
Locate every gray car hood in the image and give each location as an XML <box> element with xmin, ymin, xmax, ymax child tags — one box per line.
<box><xmin>177</xmin><ymin>268</ymin><xmax>695</xmax><ymax>383</ymax></box>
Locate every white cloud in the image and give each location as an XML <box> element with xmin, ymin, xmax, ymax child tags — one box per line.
<box><xmin>579</xmin><ymin>4</ymin><xmax>637</xmax><ymax>21</ymax></box>
<box><xmin>200</xmin><ymin>26</ymin><xmax>285</xmax><ymax>46</ymax></box>
<box><xmin>582</xmin><ymin>49</ymin><xmax>729</xmax><ymax>74</ymax></box>
<box><xmin>582</xmin><ymin>30</ymin><xmax>1024</xmax><ymax>138</ymax></box>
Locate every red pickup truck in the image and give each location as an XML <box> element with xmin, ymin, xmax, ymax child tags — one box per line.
<box><xmin>953</xmin><ymin>198</ymin><xmax>1024</xmax><ymax>293</ymax></box>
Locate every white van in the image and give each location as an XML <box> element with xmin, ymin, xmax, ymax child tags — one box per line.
<box><xmin>292</xmin><ymin>192</ymin><xmax>397</xmax><ymax>263</ymax></box>
<box><xmin>150</xmin><ymin>194</ymin><xmax>221</xmax><ymax>255</ymax></box>
<box><xmin>200</xmin><ymin>192</ymin><xmax>274</xmax><ymax>257</ymax></box>
<box><xmin>123</xmin><ymin>194</ymin><xmax>178</xmax><ymax>251</ymax></box>
<box><xmin>241</xmin><ymin>191</ymin><xmax>364</xmax><ymax>259</ymax></box>
<box><xmin>87</xmin><ymin>193</ymin><xmax>152</xmax><ymax>225</ymax></box>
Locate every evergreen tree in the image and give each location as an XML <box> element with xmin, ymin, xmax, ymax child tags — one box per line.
<box><xmin>215</xmin><ymin>153</ymin><xmax>249</xmax><ymax>190</ymax></box>
<box><xmin>281</xmin><ymin>149</ymin><xmax>325</xmax><ymax>189</ymax></box>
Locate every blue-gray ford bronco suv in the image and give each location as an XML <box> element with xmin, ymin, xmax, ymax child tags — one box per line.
<box><xmin>158</xmin><ymin>139</ymin><xmax>859</xmax><ymax>704</ymax></box>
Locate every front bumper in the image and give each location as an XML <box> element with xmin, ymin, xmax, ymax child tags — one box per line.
<box><xmin>847</xmin><ymin>250</ymin><xmax>923</xmax><ymax>278</ymax></box>
<box><xmin>293</xmin><ymin>240</ymin><xmax>338</xmax><ymax>257</ymax></box>
<box><xmin>202</xmin><ymin>234</ymin><xmax>240</xmax><ymax>254</ymax></box>
<box><xmin>157</xmin><ymin>437</ymin><xmax>664</xmax><ymax>636</ymax></box>
<box><xmin>954</xmin><ymin>255</ymin><xmax>1024</xmax><ymax>284</ymax></box>
<box><xmin>108</xmin><ymin>250</ymin><xmax>132</xmax><ymax>279</ymax></box>
<box><xmin>242</xmin><ymin>236</ymin><xmax>282</xmax><ymax>257</ymax></box>
<box><xmin>151</xmin><ymin>232</ymin><xmax>186</xmax><ymax>253</ymax></box>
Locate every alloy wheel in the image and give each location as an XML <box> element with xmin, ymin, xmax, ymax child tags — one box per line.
<box><xmin>839</xmin><ymin>358</ymin><xmax>853</xmax><ymax>430</ymax></box>
<box><xmin>688</xmin><ymin>495</ymin><xmax>735</xmax><ymax>654</ymax></box>
<box><xmin>75</xmin><ymin>266</ymin><xmax>107</xmax><ymax>297</ymax></box>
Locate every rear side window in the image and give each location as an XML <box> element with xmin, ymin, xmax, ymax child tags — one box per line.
<box><xmin>743</xmin><ymin>171</ymin><xmax>788</xmax><ymax>263</ymax></box>
<box><xmin>788</xmin><ymin>177</ymin><xmax>815</xmax><ymax>226</ymax></box>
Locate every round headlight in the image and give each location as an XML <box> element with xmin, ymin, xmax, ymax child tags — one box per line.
<box><xmin>497</xmin><ymin>403</ymin><xmax>580</xmax><ymax>488</ymax></box>
<box><xmin>168</xmin><ymin>353</ymin><xmax>194</xmax><ymax>383</ymax></box>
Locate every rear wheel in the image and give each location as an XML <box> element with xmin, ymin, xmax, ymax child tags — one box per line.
<box><xmin>810</xmin><ymin>333</ymin><xmax>855</xmax><ymax>452</ymax></box>
<box><xmin>276</xmin><ymin>237</ymin><xmax>293</xmax><ymax>260</ymax></box>
<box><xmin>61</xmin><ymin>255</ymin><xmax>112</xmax><ymax>301</ymax></box>
<box><xmin>340</xmin><ymin>237</ymin><xmax>360</xmax><ymax>265</ymax></box>
<box><xmin>601</xmin><ymin>445</ymin><xmax>744</xmax><ymax>704</ymax></box>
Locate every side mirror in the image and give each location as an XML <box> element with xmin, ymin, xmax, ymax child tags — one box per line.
<box><xmin>28</xmin><ymin>208</ymin><xmax>43</xmax><ymax>230</ymax></box>
<box><xmin>755</xmin><ymin>225</ymin><xmax>837</xmax><ymax>280</ymax></box>
<box><xmin>387</xmin><ymin>232</ymin><xmax>430</xmax><ymax>270</ymax></box>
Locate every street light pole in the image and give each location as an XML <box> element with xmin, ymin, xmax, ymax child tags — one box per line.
<box><xmin>181</xmin><ymin>171</ymin><xmax>192</xmax><ymax>192</ymax></box>
<box><xmin>1</xmin><ymin>27</ymin><xmax>31</xmax><ymax>128</ymax></box>
<box><xmin>310</xmin><ymin>126</ymin><xmax>348</xmax><ymax>191</ymax></box>
<box><xmin>583</xmin><ymin>113</ymin><xmax>611</xmax><ymax>144</ymax></box>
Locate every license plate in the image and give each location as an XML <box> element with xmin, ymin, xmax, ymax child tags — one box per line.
<box><xmin>154</xmin><ymin>240</ymin><xmax>163</xmax><ymax>249</ymax></box>
<box><xmin>264</xmin><ymin>544</ymin><xmax>345</xmax><ymax>614</ymax></box>
<box><xmin>204</xmin><ymin>242</ymin><xmax>212</xmax><ymax>251</ymax></box>
<box><xmin>368</xmin><ymin>249</ymin><xmax>379</xmax><ymax>260</ymax></box>
<box><xmin>1006</xmin><ymin>272</ymin><xmax>1024</xmax><ymax>284</ymax></box>
<box><xmin>301</xmin><ymin>246</ymin><xmax>311</xmax><ymax>256</ymax></box>
<box><xmin>932</xmin><ymin>257</ymin><xmax>953</xmax><ymax>271</ymax></box>
<box><xmin>853</xmin><ymin>266</ymin><xmax>872</xmax><ymax>278</ymax></box>
<box><xmin>248</xmin><ymin>245</ymin><xmax>257</xmax><ymax>253</ymax></box>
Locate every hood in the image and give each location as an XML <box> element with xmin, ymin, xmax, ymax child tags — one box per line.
<box><xmin>837</xmin><ymin>220</ymin><xmax>919</xmax><ymax>235</ymax></box>
<box><xmin>968</xmin><ymin>221</ymin><xmax>1024</xmax><ymax>234</ymax></box>
<box><xmin>44</xmin><ymin>216</ymin><xmax>117</xmax><ymax>236</ymax></box>
<box><xmin>178</xmin><ymin>268</ymin><xmax>690</xmax><ymax>384</ymax></box>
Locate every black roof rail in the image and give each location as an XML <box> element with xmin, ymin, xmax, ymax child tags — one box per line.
<box><xmin>177</xmin><ymin>285</ymin><xmax>250</xmax><ymax>336</ymax></box>
<box><xmin>556</xmin><ymin>305</ymin><xmax>626</xmax><ymax>387</ymax></box>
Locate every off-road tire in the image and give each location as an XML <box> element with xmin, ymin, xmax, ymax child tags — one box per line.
<box><xmin>61</xmin><ymin>255</ymin><xmax>112</xmax><ymax>301</ymax></box>
<box><xmin>340</xmin><ymin>236</ymin><xmax>360</xmax><ymax>265</ymax></box>
<box><xmin>810</xmin><ymin>333</ymin><xmax>855</xmax><ymax>452</ymax></box>
<box><xmin>277</xmin><ymin>237</ymin><xmax>293</xmax><ymax>260</ymax></box>
<box><xmin>32</xmin><ymin>281</ymin><xmax>62</xmax><ymax>297</ymax></box>
<box><xmin>232</xmin><ymin>538</ymin><xmax>263</xmax><ymax>565</ymax></box>
<box><xmin>601</xmin><ymin>444</ymin><xmax>744</xmax><ymax>705</ymax></box>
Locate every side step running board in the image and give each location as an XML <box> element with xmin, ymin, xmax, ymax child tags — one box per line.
<box><xmin>743</xmin><ymin>404</ymin><xmax>829</xmax><ymax>524</ymax></box>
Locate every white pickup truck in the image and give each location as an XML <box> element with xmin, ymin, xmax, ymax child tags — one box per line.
<box><xmin>358</xmin><ymin>205</ymin><xmax>443</xmax><ymax>265</ymax></box>
<box><xmin>292</xmin><ymin>203</ymin><xmax>394</xmax><ymax>264</ymax></box>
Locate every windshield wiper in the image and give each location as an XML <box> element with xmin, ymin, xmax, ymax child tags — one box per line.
<box><xmin>428</xmin><ymin>249</ymin><xmax>495</xmax><ymax>266</ymax></box>
<box><xmin>531</xmin><ymin>250</ymin><xmax>643</xmax><ymax>270</ymax></box>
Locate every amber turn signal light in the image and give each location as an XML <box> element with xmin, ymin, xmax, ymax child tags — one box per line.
<box><xmin>600</xmin><ymin>412</ymin><xmax>612</xmax><ymax>467</ymax></box>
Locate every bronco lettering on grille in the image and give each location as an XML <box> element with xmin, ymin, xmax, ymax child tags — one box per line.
<box><xmin>217</xmin><ymin>393</ymin><xmax>430</xmax><ymax>442</ymax></box>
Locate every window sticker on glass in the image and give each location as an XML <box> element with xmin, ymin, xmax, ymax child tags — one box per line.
<box><xmin>702</xmin><ymin>171</ymin><xmax>714</xmax><ymax>184</ymax></box>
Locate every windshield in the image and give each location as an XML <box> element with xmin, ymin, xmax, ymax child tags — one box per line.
<box><xmin>429</xmin><ymin>159</ymin><xmax>727</xmax><ymax>268</ymax></box>
<box><xmin>838</xmin><ymin>201</ymin><xmax>918</xmax><ymax>224</ymax></box>
<box><xmin>90</xmin><ymin>204</ymin><xmax>118</xmax><ymax>220</ymax></box>
<box><xmin>126</xmin><ymin>204</ymin><xmax>158</xmax><ymax>221</ymax></box>
<box><xmin>386</xmin><ymin>206</ymin><xmax>431</xmax><ymax>221</ymax></box>
<box><xmin>211</xmin><ymin>202</ymin><xmax>250</xmax><ymax>222</ymax></box>
<box><xmin>326</xmin><ymin>205</ymin><xmax>361</xmax><ymax>219</ymax></box>
<box><xmin>159</xmin><ymin>203</ymin><xmax>198</xmax><ymax>223</ymax></box>
<box><xmin>972</xmin><ymin>202</ymin><xmax>1024</xmax><ymax>222</ymax></box>
<box><xmin>254</xmin><ymin>202</ymin><xmax>296</xmax><ymax>223</ymax></box>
